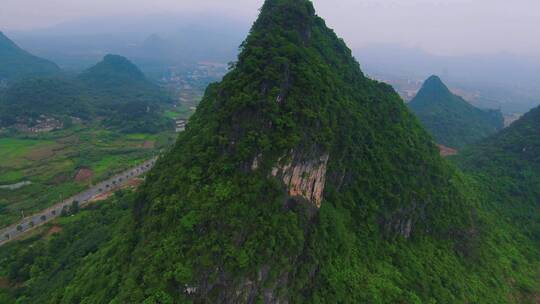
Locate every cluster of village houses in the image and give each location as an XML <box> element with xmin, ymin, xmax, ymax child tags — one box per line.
<box><xmin>175</xmin><ymin>118</ymin><xmax>187</xmax><ymax>132</ymax></box>
<box><xmin>14</xmin><ymin>116</ymin><xmax>63</xmax><ymax>133</ymax></box>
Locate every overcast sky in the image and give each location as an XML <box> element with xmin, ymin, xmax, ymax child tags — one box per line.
<box><xmin>1</xmin><ymin>0</ymin><xmax>539</xmax><ymax>56</ymax></box>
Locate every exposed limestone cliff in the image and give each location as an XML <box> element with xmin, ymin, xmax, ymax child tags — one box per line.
<box><xmin>271</xmin><ymin>151</ymin><xmax>329</xmax><ymax>208</ymax></box>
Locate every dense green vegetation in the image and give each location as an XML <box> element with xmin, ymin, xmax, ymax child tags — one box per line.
<box><xmin>0</xmin><ymin>32</ymin><xmax>60</xmax><ymax>82</ymax></box>
<box><xmin>409</xmin><ymin>75</ymin><xmax>504</xmax><ymax>149</ymax></box>
<box><xmin>0</xmin><ymin>76</ymin><xmax>90</xmax><ymax>126</ymax></box>
<box><xmin>0</xmin><ymin>0</ymin><xmax>537</xmax><ymax>303</ymax></box>
<box><xmin>0</xmin><ymin>192</ymin><xmax>134</xmax><ymax>303</ymax></box>
<box><xmin>0</xmin><ymin>54</ymin><xmax>173</xmax><ymax>134</ymax></box>
<box><xmin>456</xmin><ymin>105</ymin><xmax>540</xmax><ymax>242</ymax></box>
<box><xmin>78</xmin><ymin>54</ymin><xmax>171</xmax><ymax>105</ymax></box>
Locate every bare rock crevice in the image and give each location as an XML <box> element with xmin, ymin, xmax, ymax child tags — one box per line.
<box><xmin>382</xmin><ymin>201</ymin><xmax>426</xmax><ymax>239</ymax></box>
<box><xmin>271</xmin><ymin>151</ymin><xmax>329</xmax><ymax>208</ymax></box>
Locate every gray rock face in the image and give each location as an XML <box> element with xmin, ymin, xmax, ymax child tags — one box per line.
<box><xmin>382</xmin><ymin>201</ymin><xmax>426</xmax><ymax>239</ymax></box>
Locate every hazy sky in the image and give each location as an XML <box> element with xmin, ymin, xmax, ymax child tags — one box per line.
<box><xmin>1</xmin><ymin>0</ymin><xmax>539</xmax><ymax>56</ymax></box>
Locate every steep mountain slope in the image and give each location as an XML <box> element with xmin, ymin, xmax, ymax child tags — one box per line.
<box><xmin>457</xmin><ymin>105</ymin><xmax>540</xmax><ymax>238</ymax></box>
<box><xmin>1</xmin><ymin>1</ymin><xmax>537</xmax><ymax>303</ymax></box>
<box><xmin>121</xmin><ymin>3</ymin><xmax>479</xmax><ymax>300</ymax></box>
<box><xmin>409</xmin><ymin>75</ymin><xmax>504</xmax><ymax>149</ymax></box>
<box><xmin>459</xmin><ymin>104</ymin><xmax>540</xmax><ymax>170</ymax></box>
<box><xmin>0</xmin><ymin>32</ymin><xmax>60</xmax><ymax>82</ymax></box>
<box><xmin>0</xmin><ymin>55</ymin><xmax>171</xmax><ymax>133</ymax></box>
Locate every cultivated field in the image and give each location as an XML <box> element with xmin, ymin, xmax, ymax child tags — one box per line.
<box><xmin>0</xmin><ymin>123</ymin><xmax>176</xmax><ymax>228</ymax></box>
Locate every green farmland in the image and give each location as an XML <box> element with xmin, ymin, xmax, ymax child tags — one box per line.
<box><xmin>0</xmin><ymin>123</ymin><xmax>177</xmax><ymax>228</ymax></box>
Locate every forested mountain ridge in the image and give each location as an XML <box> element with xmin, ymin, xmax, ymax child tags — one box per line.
<box><xmin>456</xmin><ymin>104</ymin><xmax>540</xmax><ymax>238</ymax></box>
<box><xmin>0</xmin><ymin>32</ymin><xmax>60</xmax><ymax>82</ymax></box>
<box><xmin>78</xmin><ymin>54</ymin><xmax>160</xmax><ymax>97</ymax></box>
<box><xmin>458</xmin><ymin>104</ymin><xmax>540</xmax><ymax>171</ymax></box>
<box><xmin>409</xmin><ymin>75</ymin><xmax>504</xmax><ymax>149</ymax></box>
<box><xmin>76</xmin><ymin>54</ymin><xmax>173</xmax><ymax>133</ymax></box>
<box><xmin>0</xmin><ymin>54</ymin><xmax>172</xmax><ymax>133</ymax></box>
<box><xmin>0</xmin><ymin>0</ymin><xmax>537</xmax><ymax>303</ymax></box>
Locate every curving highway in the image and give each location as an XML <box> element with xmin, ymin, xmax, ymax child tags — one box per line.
<box><xmin>0</xmin><ymin>158</ymin><xmax>157</xmax><ymax>247</ymax></box>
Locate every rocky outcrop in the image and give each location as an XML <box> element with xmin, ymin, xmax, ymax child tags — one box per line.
<box><xmin>437</xmin><ymin>144</ymin><xmax>458</xmax><ymax>157</ymax></box>
<box><xmin>271</xmin><ymin>151</ymin><xmax>329</xmax><ymax>208</ymax></box>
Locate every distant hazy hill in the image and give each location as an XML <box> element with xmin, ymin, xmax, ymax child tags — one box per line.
<box><xmin>9</xmin><ymin>14</ymin><xmax>248</xmax><ymax>71</ymax></box>
<box><xmin>0</xmin><ymin>55</ymin><xmax>171</xmax><ymax>133</ymax></box>
<box><xmin>409</xmin><ymin>75</ymin><xmax>504</xmax><ymax>149</ymax></box>
<box><xmin>138</xmin><ymin>34</ymin><xmax>175</xmax><ymax>59</ymax></box>
<box><xmin>355</xmin><ymin>45</ymin><xmax>540</xmax><ymax>114</ymax></box>
<box><xmin>78</xmin><ymin>54</ymin><xmax>166</xmax><ymax>100</ymax></box>
<box><xmin>0</xmin><ymin>32</ymin><xmax>60</xmax><ymax>82</ymax></box>
<box><xmin>79</xmin><ymin>54</ymin><xmax>147</xmax><ymax>87</ymax></box>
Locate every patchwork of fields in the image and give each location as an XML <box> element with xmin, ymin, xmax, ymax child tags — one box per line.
<box><xmin>0</xmin><ymin>123</ymin><xmax>178</xmax><ymax>228</ymax></box>
<box><xmin>0</xmin><ymin>73</ymin><xmax>201</xmax><ymax>229</ymax></box>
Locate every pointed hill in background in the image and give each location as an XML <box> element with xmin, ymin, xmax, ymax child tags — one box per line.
<box><xmin>0</xmin><ymin>54</ymin><xmax>171</xmax><ymax>133</ymax></box>
<box><xmin>0</xmin><ymin>31</ymin><xmax>60</xmax><ymax>82</ymax></box>
<box><xmin>409</xmin><ymin>75</ymin><xmax>504</xmax><ymax>149</ymax></box>
<box><xmin>139</xmin><ymin>33</ymin><xmax>175</xmax><ymax>58</ymax></box>
<box><xmin>78</xmin><ymin>54</ymin><xmax>171</xmax><ymax>105</ymax></box>
<box><xmin>1</xmin><ymin>1</ymin><xmax>537</xmax><ymax>303</ymax></box>
<box><xmin>78</xmin><ymin>55</ymin><xmax>160</xmax><ymax>96</ymax></box>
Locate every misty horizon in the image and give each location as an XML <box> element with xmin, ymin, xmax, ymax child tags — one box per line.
<box><xmin>1</xmin><ymin>0</ymin><xmax>539</xmax><ymax>114</ymax></box>
<box><xmin>2</xmin><ymin>0</ymin><xmax>539</xmax><ymax>57</ymax></box>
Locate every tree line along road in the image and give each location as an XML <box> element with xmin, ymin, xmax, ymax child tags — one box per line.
<box><xmin>0</xmin><ymin>158</ymin><xmax>157</xmax><ymax>247</ymax></box>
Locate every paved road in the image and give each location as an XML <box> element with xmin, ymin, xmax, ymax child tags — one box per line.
<box><xmin>0</xmin><ymin>158</ymin><xmax>157</xmax><ymax>247</ymax></box>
